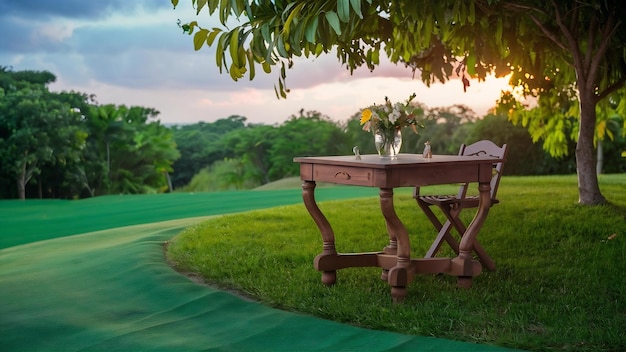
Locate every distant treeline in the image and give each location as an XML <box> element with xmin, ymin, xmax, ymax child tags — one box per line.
<box><xmin>2</xmin><ymin>67</ymin><xmax>624</xmax><ymax>199</ymax></box>
<box><xmin>171</xmin><ymin>107</ymin><xmax>612</xmax><ymax>194</ymax></box>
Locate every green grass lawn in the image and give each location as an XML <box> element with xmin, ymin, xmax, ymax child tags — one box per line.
<box><xmin>167</xmin><ymin>174</ymin><xmax>626</xmax><ymax>352</ymax></box>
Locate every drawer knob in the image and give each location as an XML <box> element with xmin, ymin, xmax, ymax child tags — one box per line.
<box><xmin>334</xmin><ymin>171</ymin><xmax>351</xmax><ymax>180</ymax></box>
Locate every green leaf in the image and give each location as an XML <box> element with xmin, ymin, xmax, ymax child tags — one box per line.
<box><xmin>187</xmin><ymin>21</ymin><xmax>198</xmax><ymax>33</ymax></box>
<box><xmin>208</xmin><ymin>0</ymin><xmax>219</xmax><ymax>13</ymax></box>
<box><xmin>496</xmin><ymin>18</ymin><xmax>503</xmax><ymax>42</ymax></box>
<box><xmin>238</xmin><ymin>30</ymin><xmax>251</xmax><ymax>66</ymax></box>
<box><xmin>245</xmin><ymin>1</ymin><xmax>253</xmax><ymax>21</ymax></box>
<box><xmin>261</xmin><ymin>23</ymin><xmax>271</xmax><ymax>43</ymax></box>
<box><xmin>276</xmin><ymin>35</ymin><xmax>288</xmax><ymax>57</ymax></box>
<box><xmin>282</xmin><ymin>2</ymin><xmax>298</xmax><ymax>21</ymax></box>
<box><xmin>229</xmin><ymin>27</ymin><xmax>241</xmax><ymax>68</ymax></box>
<box><xmin>250</xmin><ymin>35</ymin><xmax>267</xmax><ymax>59</ymax></box>
<box><xmin>279</xmin><ymin>79</ymin><xmax>287</xmax><ymax>98</ymax></box>
<box><xmin>291</xmin><ymin>21</ymin><xmax>304</xmax><ymax>52</ymax></box>
<box><xmin>480</xmin><ymin>16</ymin><xmax>488</xmax><ymax>29</ymax></box>
<box><xmin>274</xmin><ymin>84</ymin><xmax>280</xmax><ymax>99</ymax></box>
<box><xmin>305</xmin><ymin>15</ymin><xmax>319</xmax><ymax>43</ymax></box>
<box><xmin>349</xmin><ymin>0</ymin><xmax>362</xmax><ymax>19</ymax></box>
<box><xmin>196</xmin><ymin>0</ymin><xmax>208</xmax><ymax>14</ymax></box>
<box><xmin>216</xmin><ymin>33</ymin><xmax>228</xmax><ymax>72</ymax></box>
<box><xmin>433</xmin><ymin>3</ymin><xmax>445</xmax><ymax>25</ymax></box>
<box><xmin>219</xmin><ymin>0</ymin><xmax>229</xmax><ymax>24</ymax></box>
<box><xmin>466</xmin><ymin>54</ymin><xmax>476</xmax><ymax>75</ymax></box>
<box><xmin>264</xmin><ymin>29</ymin><xmax>277</xmax><ymax>63</ymax></box>
<box><xmin>230</xmin><ymin>0</ymin><xmax>243</xmax><ymax>14</ymax></box>
<box><xmin>423</xmin><ymin>15</ymin><xmax>432</xmax><ymax>47</ymax></box>
<box><xmin>315</xmin><ymin>43</ymin><xmax>323</xmax><ymax>55</ymax></box>
<box><xmin>193</xmin><ymin>29</ymin><xmax>209</xmax><ymax>50</ymax></box>
<box><xmin>207</xmin><ymin>28</ymin><xmax>221</xmax><ymax>46</ymax></box>
<box><xmin>337</xmin><ymin>0</ymin><xmax>350</xmax><ymax>22</ymax></box>
<box><xmin>371</xmin><ymin>49</ymin><xmax>379</xmax><ymax>65</ymax></box>
<box><xmin>237</xmin><ymin>46</ymin><xmax>246</xmax><ymax>67</ymax></box>
<box><xmin>284</xmin><ymin>2</ymin><xmax>305</xmax><ymax>35</ymax></box>
<box><xmin>229</xmin><ymin>63</ymin><xmax>241</xmax><ymax>81</ymax></box>
<box><xmin>324</xmin><ymin>11</ymin><xmax>342</xmax><ymax>35</ymax></box>
<box><xmin>247</xmin><ymin>50</ymin><xmax>256</xmax><ymax>80</ymax></box>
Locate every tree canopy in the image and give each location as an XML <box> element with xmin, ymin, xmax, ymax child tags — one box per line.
<box><xmin>173</xmin><ymin>0</ymin><xmax>626</xmax><ymax>205</ymax></box>
<box><xmin>0</xmin><ymin>67</ymin><xmax>180</xmax><ymax>199</ymax></box>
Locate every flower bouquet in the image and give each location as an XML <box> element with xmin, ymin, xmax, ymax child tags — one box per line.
<box><xmin>360</xmin><ymin>93</ymin><xmax>423</xmax><ymax>158</ymax></box>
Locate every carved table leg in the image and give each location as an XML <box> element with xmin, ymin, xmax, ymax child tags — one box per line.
<box><xmin>379</xmin><ymin>188</ymin><xmax>414</xmax><ymax>302</ymax></box>
<box><xmin>452</xmin><ymin>180</ymin><xmax>491</xmax><ymax>288</ymax></box>
<box><xmin>381</xmin><ymin>195</ymin><xmax>398</xmax><ymax>282</ymax></box>
<box><xmin>302</xmin><ymin>181</ymin><xmax>338</xmax><ymax>285</ymax></box>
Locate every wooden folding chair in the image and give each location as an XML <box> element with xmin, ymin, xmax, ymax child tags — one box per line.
<box><xmin>413</xmin><ymin>140</ymin><xmax>508</xmax><ymax>272</ymax></box>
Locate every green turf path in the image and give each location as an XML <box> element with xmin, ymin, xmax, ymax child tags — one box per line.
<box><xmin>1</xmin><ymin>187</ymin><xmax>386</xmax><ymax>250</ymax></box>
<box><xmin>1</xmin><ymin>188</ymin><xmax>519</xmax><ymax>351</ymax></box>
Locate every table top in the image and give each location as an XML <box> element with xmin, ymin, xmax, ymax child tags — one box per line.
<box><xmin>294</xmin><ymin>154</ymin><xmax>502</xmax><ymax>188</ymax></box>
<box><xmin>294</xmin><ymin>154</ymin><xmax>502</xmax><ymax>168</ymax></box>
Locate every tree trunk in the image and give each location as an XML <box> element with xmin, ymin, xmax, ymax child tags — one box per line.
<box><xmin>164</xmin><ymin>172</ymin><xmax>173</xmax><ymax>193</ymax></box>
<box><xmin>38</xmin><ymin>175</ymin><xmax>43</xmax><ymax>199</ymax></box>
<box><xmin>16</xmin><ymin>155</ymin><xmax>37</xmax><ymax>200</ymax></box>
<box><xmin>596</xmin><ymin>140</ymin><xmax>603</xmax><ymax>175</ymax></box>
<box><xmin>576</xmin><ymin>93</ymin><xmax>606</xmax><ymax>205</ymax></box>
<box><xmin>17</xmin><ymin>162</ymin><xmax>27</xmax><ymax>200</ymax></box>
<box><xmin>17</xmin><ymin>178</ymin><xmax>26</xmax><ymax>200</ymax></box>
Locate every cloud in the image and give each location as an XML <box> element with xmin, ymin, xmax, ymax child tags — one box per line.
<box><xmin>0</xmin><ymin>0</ymin><xmax>419</xmax><ymax>94</ymax></box>
<box><xmin>0</xmin><ymin>0</ymin><xmax>512</xmax><ymax>127</ymax></box>
<box><xmin>0</xmin><ymin>0</ymin><xmax>170</xmax><ymax>20</ymax></box>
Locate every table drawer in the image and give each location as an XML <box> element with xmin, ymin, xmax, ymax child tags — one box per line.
<box><xmin>303</xmin><ymin>164</ymin><xmax>377</xmax><ymax>186</ymax></box>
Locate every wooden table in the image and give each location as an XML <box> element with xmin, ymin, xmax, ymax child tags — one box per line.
<box><xmin>294</xmin><ymin>153</ymin><xmax>503</xmax><ymax>302</ymax></box>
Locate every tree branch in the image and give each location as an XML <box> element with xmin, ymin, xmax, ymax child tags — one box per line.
<box><xmin>550</xmin><ymin>0</ymin><xmax>585</xmax><ymax>81</ymax></box>
<box><xmin>587</xmin><ymin>14</ymin><xmax>619</xmax><ymax>92</ymax></box>
<box><xmin>584</xmin><ymin>15</ymin><xmax>597</xmax><ymax>72</ymax></box>
<box><xmin>526</xmin><ymin>14</ymin><xmax>568</xmax><ymax>52</ymax></box>
<box><xmin>504</xmin><ymin>2</ymin><xmax>569</xmax><ymax>52</ymax></box>
<box><xmin>595</xmin><ymin>75</ymin><xmax>626</xmax><ymax>103</ymax></box>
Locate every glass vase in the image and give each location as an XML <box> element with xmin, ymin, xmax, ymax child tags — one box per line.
<box><xmin>374</xmin><ymin>128</ymin><xmax>402</xmax><ymax>159</ymax></box>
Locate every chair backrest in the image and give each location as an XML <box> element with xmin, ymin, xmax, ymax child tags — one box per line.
<box><xmin>456</xmin><ymin>140</ymin><xmax>508</xmax><ymax>201</ymax></box>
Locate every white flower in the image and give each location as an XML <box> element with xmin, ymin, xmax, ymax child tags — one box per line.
<box><xmin>388</xmin><ymin>111</ymin><xmax>399</xmax><ymax>123</ymax></box>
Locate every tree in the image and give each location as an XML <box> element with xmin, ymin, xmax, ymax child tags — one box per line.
<box><xmin>172</xmin><ymin>0</ymin><xmax>626</xmax><ymax>205</ymax></box>
<box><xmin>0</xmin><ymin>68</ymin><xmax>86</xmax><ymax>199</ymax></box>
<box><xmin>101</xmin><ymin>106</ymin><xmax>180</xmax><ymax>194</ymax></box>
<box><xmin>414</xmin><ymin>105</ymin><xmax>477</xmax><ymax>155</ymax></box>
<box><xmin>170</xmin><ymin>116</ymin><xmax>248</xmax><ymax>188</ymax></box>
<box><xmin>222</xmin><ymin>124</ymin><xmax>278</xmax><ymax>184</ymax></box>
<box><xmin>469</xmin><ymin>113</ymin><xmax>577</xmax><ymax>175</ymax></box>
<box><xmin>268</xmin><ymin>110</ymin><xmax>348</xmax><ymax>179</ymax></box>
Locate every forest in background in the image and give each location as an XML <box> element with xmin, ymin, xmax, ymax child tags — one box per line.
<box><xmin>1</xmin><ymin>67</ymin><xmax>625</xmax><ymax>199</ymax></box>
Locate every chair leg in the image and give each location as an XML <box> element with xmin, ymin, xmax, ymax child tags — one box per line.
<box><xmin>416</xmin><ymin>200</ymin><xmax>443</xmax><ymax>231</ymax></box>
<box><xmin>418</xmin><ymin>200</ymin><xmax>495</xmax><ymax>271</ymax></box>
<box><xmin>418</xmin><ymin>201</ymin><xmax>460</xmax><ymax>258</ymax></box>
<box><xmin>425</xmin><ymin>219</ymin><xmax>459</xmax><ymax>258</ymax></box>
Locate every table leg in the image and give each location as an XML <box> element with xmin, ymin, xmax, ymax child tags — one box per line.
<box><xmin>379</xmin><ymin>188</ymin><xmax>414</xmax><ymax>302</ymax></box>
<box><xmin>380</xmin><ymin>191</ymin><xmax>398</xmax><ymax>282</ymax></box>
<box><xmin>302</xmin><ymin>181</ymin><xmax>337</xmax><ymax>285</ymax></box>
<box><xmin>451</xmin><ymin>180</ymin><xmax>491</xmax><ymax>287</ymax></box>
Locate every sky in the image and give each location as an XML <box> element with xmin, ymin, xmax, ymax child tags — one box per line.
<box><xmin>0</xmin><ymin>0</ymin><xmax>513</xmax><ymax>126</ymax></box>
